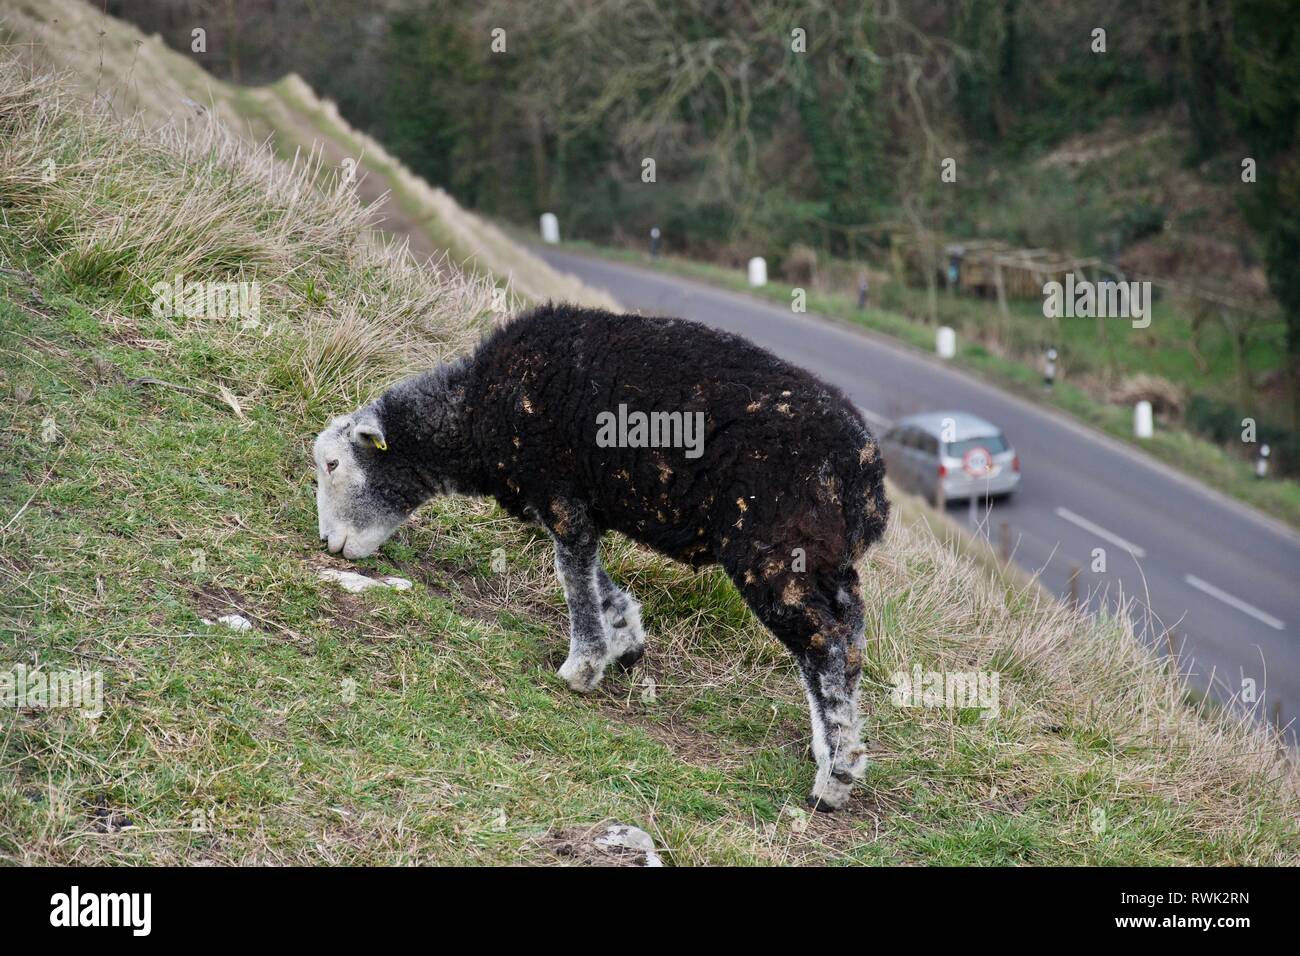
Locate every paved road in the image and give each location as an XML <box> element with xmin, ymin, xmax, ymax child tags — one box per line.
<box><xmin>538</xmin><ymin>247</ymin><xmax>1300</xmax><ymax>732</ymax></box>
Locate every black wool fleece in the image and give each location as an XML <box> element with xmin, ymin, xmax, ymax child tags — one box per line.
<box><xmin>369</xmin><ymin>304</ymin><xmax>887</xmax><ymax>583</ymax></box>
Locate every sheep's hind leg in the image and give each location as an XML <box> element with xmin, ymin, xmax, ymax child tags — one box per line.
<box><xmin>551</xmin><ymin>532</ymin><xmax>612</xmax><ymax>693</ymax></box>
<box><xmin>725</xmin><ymin>561</ymin><xmax>869</xmax><ymax>811</ymax></box>
<box><xmin>596</xmin><ymin>566</ymin><xmax>645</xmax><ymax>669</ymax></box>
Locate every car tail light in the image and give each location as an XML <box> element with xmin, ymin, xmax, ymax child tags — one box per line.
<box><xmin>938</xmin><ymin>463</ymin><xmax>947</xmax><ymax>478</ymax></box>
<box><xmin>1012</xmin><ymin>455</ymin><xmax>1020</xmax><ymax>473</ymax></box>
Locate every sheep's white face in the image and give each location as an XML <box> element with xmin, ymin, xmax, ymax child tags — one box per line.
<box><xmin>313</xmin><ymin>412</ymin><xmax>404</xmax><ymax>560</ymax></box>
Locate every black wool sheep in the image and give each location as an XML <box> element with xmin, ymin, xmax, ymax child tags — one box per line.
<box><xmin>313</xmin><ymin>303</ymin><xmax>889</xmax><ymax>809</ymax></box>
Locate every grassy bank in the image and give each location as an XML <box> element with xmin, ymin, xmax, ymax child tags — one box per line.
<box><xmin>0</xmin><ymin>0</ymin><xmax>614</xmax><ymax>312</ymax></box>
<box><xmin>1</xmin><ymin>59</ymin><xmax>1297</xmax><ymax>866</ymax></box>
<box><xmin>554</xmin><ymin>239</ymin><xmax>1300</xmax><ymax>531</ymax></box>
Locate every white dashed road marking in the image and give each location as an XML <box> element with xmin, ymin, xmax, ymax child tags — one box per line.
<box><xmin>1054</xmin><ymin>506</ymin><xmax>1146</xmax><ymax>558</ymax></box>
<box><xmin>1184</xmin><ymin>574</ymin><xmax>1285</xmax><ymax>631</ymax></box>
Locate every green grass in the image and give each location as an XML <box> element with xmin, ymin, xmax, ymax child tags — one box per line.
<box><xmin>553</xmin><ymin>238</ymin><xmax>1300</xmax><ymax>530</ymax></box>
<box><xmin>0</xmin><ymin>281</ymin><xmax>800</xmax><ymax>864</ymax></box>
<box><xmin>4</xmin><ymin>271</ymin><xmax>1297</xmax><ymax>864</ymax></box>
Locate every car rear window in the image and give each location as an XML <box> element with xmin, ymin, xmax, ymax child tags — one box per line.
<box><xmin>945</xmin><ymin>435</ymin><xmax>1008</xmax><ymax>456</ymax></box>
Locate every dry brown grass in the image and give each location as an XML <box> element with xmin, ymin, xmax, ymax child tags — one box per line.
<box><xmin>1</xmin><ymin>0</ymin><xmax>617</xmax><ymax>311</ymax></box>
<box><xmin>0</xmin><ymin>55</ymin><xmax>494</xmax><ymax>414</ymax></box>
<box><xmin>1</xmin><ymin>0</ymin><xmax>246</xmax><ymax>128</ymax></box>
<box><xmin>265</xmin><ymin>74</ymin><xmax>620</xmax><ymax>310</ymax></box>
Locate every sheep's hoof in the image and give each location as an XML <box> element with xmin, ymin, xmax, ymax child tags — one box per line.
<box><xmin>557</xmin><ymin>655</ymin><xmax>603</xmax><ymax>693</ymax></box>
<box><xmin>806</xmin><ymin>794</ymin><xmax>839</xmax><ymax>813</ymax></box>
<box><xmin>808</xmin><ymin>762</ymin><xmax>857</xmax><ymax>812</ymax></box>
<box><xmin>614</xmin><ymin>644</ymin><xmax>645</xmax><ymax>671</ymax></box>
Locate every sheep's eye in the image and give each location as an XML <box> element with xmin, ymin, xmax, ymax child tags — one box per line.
<box><xmin>326</xmin><ymin>459</ymin><xmax>339</xmax><ymax>475</ymax></box>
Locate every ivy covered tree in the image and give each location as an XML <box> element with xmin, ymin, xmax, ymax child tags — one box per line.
<box><xmin>1227</xmin><ymin>0</ymin><xmax>1300</xmax><ymax>423</ymax></box>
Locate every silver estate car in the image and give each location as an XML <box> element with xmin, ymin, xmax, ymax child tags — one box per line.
<box><xmin>879</xmin><ymin>411</ymin><xmax>1020</xmax><ymax>504</ymax></box>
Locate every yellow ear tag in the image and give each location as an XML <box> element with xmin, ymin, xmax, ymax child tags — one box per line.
<box><xmin>371</xmin><ymin>436</ymin><xmax>387</xmax><ymax>451</ymax></box>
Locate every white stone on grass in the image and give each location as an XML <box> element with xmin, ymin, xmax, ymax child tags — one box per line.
<box><xmin>594</xmin><ymin>823</ymin><xmax>663</xmax><ymax>867</ymax></box>
<box><xmin>200</xmin><ymin>614</ymin><xmax>254</xmax><ymax>632</ymax></box>
<box><xmin>317</xmin><ymin>568</ymin><xmax>413</xmax><ymax>594</ymax></box>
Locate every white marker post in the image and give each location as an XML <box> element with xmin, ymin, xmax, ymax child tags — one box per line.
<box><xmin>1257</xmin><ymin>443</ymin><xmax>1271</xmax><ymax>479</ymax></box>
<box><xmin>936</xmin><ymin>326</ymin><xmax>956</xmax><ymax>360</ymax></box>
<box><xmin>540</xmin><ymin>212</ymin><xmax>560</xmax><ymax>244</ymax></box>
<box><xmin>748</xmin><ymin>257</ymin><xmax>767</xmax><ymax>287</ymax></box>
<box><xmin>1134</xmin><ymin>400</ymin><xmax>1154</xmax><ymax>439</ymax></box>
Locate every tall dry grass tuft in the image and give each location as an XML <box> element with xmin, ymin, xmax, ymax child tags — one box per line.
<box><xmin>0</xmin><ymin>57</ymin><xmax>495</xmax><ymax>413</ymax></box>
<box><xmin>0</xmin><ymin>0</ymin><xmax>249</xmax><ymax>129</ymax></box>
<box><xmin>273</xmin><ymin>270</ymin><xmax>489</xmax><ymax>411</ymax></box>
<box><xmin>860</xmin><ymin>496</ymin><xmax>1300</xmax><ymax>853</ymax></box>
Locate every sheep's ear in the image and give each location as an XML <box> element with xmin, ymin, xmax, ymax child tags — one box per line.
<box><xmin>352</xmin><ymin>411</ymin><xmax>387</xmax><ymax>452</ymax></box>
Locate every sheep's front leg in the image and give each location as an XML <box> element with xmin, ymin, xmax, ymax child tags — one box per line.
<box><xmin>552</xmin><ymin>537</ymin><xmax>612</xmax><ymax>693</ymax></box>
<box><xmin>596</xmin><ymin>566</ymin><xmax>645</xmax><ymax>669</ymax></box>
<box><xmin>800</xmin><ymin>644</ymin><xmax>869</xmax><ymax>812</ymax></box>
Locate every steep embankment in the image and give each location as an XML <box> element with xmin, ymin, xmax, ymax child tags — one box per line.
<box><xmin>0</xmin><ymin>0</ymin><xmax>615</xmax><ymax>310</ymax></box>
<box><xmin>0</xmin><ymin>2</ymin><xmax>1296</xmax><ymax>865</ymax></box>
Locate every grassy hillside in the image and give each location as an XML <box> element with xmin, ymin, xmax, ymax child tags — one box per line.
<box><xmin>0</xmin><ymin>0</ymin><xmax>615</xmax><ymax>311</ymax></box>
<box><xmin>1</xmin><ymin>53</ymin><xmax>1298</xmax><ymax>865</ymax></box>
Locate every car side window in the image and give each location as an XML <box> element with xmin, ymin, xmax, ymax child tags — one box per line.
<box><xmin>919</xmin><ymin>433</ymin><xmax>939</xmax><ymax>455</ymax></box>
